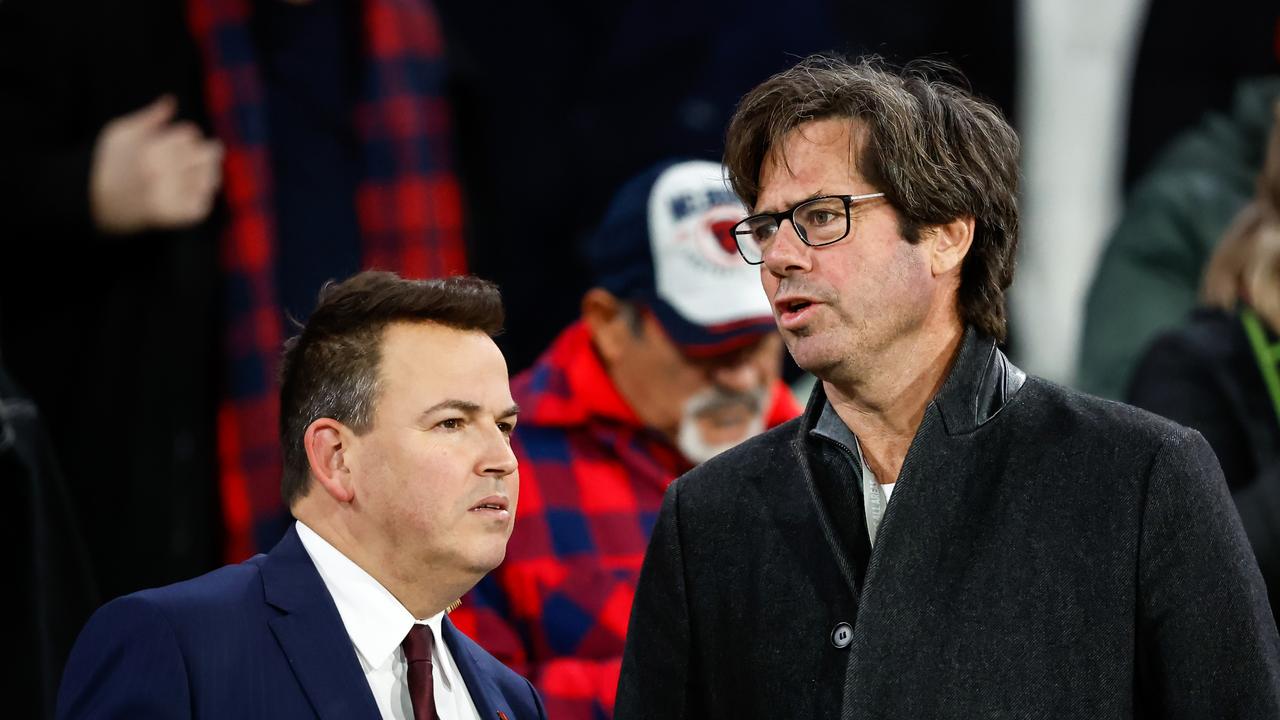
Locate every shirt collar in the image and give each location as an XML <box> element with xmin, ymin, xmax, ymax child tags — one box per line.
<box><xmin>812</xmin><ymin>397</ymin><xmax>858</xmax><ymax>449</ymax></box>
<box><xmin>295</xmin><ymin>521</ymin><xmax>445</xmax><ymax>670</ymax></box>
<box><xmin>811</xmin><ymin>398</ymin><xmax>874</xmax><ymax>475</ymax></box>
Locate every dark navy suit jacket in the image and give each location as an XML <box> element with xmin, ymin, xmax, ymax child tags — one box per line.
<box><xmin>57</xmin><ymin>524</ymin><xmax>547</xmax><ymax>719</ymax></box>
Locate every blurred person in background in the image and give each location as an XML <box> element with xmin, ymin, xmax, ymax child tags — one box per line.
<box><xmin>1</xmin><ymin>0</ymin><xmax>466</xmax><ymax>713</ymax></box>
<box><xmin>183</xmin><ymin>0</ymin><xmax>469</xmax><ymax>560</ymax></box>
<box><xmin>1082</xmin><ymin>0</ymin><xmax>1280</xmax><ymax>398</ymax></box>
<box><xmin>1128</xmin><ymin>101</ymin><xmax>1280</xmax><ymax>627</ymax></box>
<box><xmin>1122</xmin><ymin>0</ymin><xmax>1280</xmax><ymax>189</ymax></box>
<box><xmin>449</xmin><ymin>160</ymin><xmax>800</xmax><ymax>719</ymax></box>
<box><xmin>0</xmin><ymin>6</ymin><xmax>225</xmax><ymax>714</ymax></box>
<box><xmin>0</xmin><ymin>0</ymin><xmax>468</xmax><ymax>607</ymax></box>
<box><xmin>1080</xmin><ymin>77</ymin><xmax>1280</xmax><ymax>399</ymax></box>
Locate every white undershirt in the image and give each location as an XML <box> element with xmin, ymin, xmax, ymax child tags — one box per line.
<box><xmin>813</xmin><ymin>401</ymin><xmax>902</xmax><ymax>547</ymax></box>
<box><xmin>848</xmin><ymin>435</ymin><xmax>894</xmax><ymax>546</ymax></box>
<box><xmin>296</xmin><ymin>522</ymin><xmax>482</xmax><ymax>720</ymax></box>
<box><xmin>881</xmin><ymin>482</ymin><xmax>897</xmax><ymax>503</ymax></box>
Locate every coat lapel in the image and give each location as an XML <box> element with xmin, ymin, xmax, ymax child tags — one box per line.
<box><xmin>793</xmin><ymin>386</ymin><xmax>866</xmax><ymax>598</ymax></box>
<box><xmin>442</xmin><ymin>616</ymin><xmax>517</xmax><ymax>720</ymax></box>
<box><xmin>862</xmin><ymin>404</ymin><xmax>981</xmax><ymax>610</ymax></box>
<box><xmin>262</xmin><ymin>525</ymin><xmax>382</xmax><ymax>720</ymax></box>
<box><xmin>840</xmin><ymin>330</ymin><xmax>1028</xmax><ymax>710</ymax></box>
<box><xmin>859</xmin><ymin>330</ymin><xmax>1013</xmax><ymax>612</ymax></box>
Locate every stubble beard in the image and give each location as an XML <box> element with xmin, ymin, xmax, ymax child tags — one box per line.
<box><xmin>783</xmin><ymin>307</ymin><xmax>867</xmax><ymax>386</ymax></box>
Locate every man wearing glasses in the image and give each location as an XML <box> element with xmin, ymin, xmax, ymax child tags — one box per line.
<box><xmin>616</xmin><ymin>56</ymin><xmax>1280</xmax><ymax>718</ymax></box>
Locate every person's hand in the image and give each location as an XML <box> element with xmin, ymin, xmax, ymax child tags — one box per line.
<box><xmin>89</xmin><ymin>95</ymin><xmax>224</xmax><ymax>234</ymax></box>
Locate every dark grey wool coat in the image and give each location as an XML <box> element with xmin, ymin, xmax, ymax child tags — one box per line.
<box><xmin>615</xmin><ymin>329</ymin><xmax>1280</xmax><ymax>719</ymax></box>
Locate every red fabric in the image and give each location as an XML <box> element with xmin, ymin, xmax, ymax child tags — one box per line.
<box><xmin>187</xmin><ymin>0</ymin><xmax>466</xmax><ymax>559</ymax></box>
<box><xmin>451</xmin><ymin>322</ymin><xmax>800</xmax><ymax>718</ymax></box>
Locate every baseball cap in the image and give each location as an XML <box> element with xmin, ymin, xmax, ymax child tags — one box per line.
<box><xmin>583</xmin><ymin>159</ymin><xmax>776</xmax><ymax>357</ymax></box>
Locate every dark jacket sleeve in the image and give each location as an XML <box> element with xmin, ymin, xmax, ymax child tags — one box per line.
<box><xmin>615</xmin><ymin>479</ymin><xmax>693</xmax><ymax>720</ymax></box>
<box><xmin>1079</xmin><ymin>79</ymin><xmax>1278</xmax><ymax>400</ymax></box>
<box><xmin>1078</xmin><ymin>177</ymin><xmax>1227</xmax><ymax>401</ymax></box>
<box><xmin>56</xmin><ymin>596</ymin><xmax>193</xmax><ymax>719</ymax></box>
<box><xmin>1126</xmin><ymin>316</ymin><xmax>1280</xmax><ymax>629</ymax></box>
<box><xmin>1233</xmin><ymin>465</ymin><xmax>1280</xmax><ymax>630</ymax></box>
<box><xmin>1135</xmin><ymin>428</ymin><xmax>1280</xmax><ymax>717</ymax></box>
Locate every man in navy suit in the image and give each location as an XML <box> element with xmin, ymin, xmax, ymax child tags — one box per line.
<box><xmin>58</xmin><ymin>271</ymin><xmax>546</xmax><ymax>719</ymax></box>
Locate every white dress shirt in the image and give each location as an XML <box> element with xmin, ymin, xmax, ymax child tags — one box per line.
<box><xmin>296</xmin><ymin>522</ymin><xmax>482</xmax><ymax>720</ymax></box>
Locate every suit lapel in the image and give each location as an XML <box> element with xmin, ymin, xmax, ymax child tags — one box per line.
<box><xmin>442</xmin><ymin>616</ymin><xmax>517</xmax><ymax>720</ymax></box>
<box><xmin>262</xmin><ymin>525</ymin><xmax>382</xmax><ymax>720</ymax></box>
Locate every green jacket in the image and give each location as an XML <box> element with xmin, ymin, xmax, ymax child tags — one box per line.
<box><xmin>1079</xmin><ymin>77</ymin><xmax>1280</xmax><ymax>399</ymax></box>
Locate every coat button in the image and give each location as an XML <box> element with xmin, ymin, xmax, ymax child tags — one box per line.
<box><xmin>831</xmin><ymin>622</ymin><xmax>853</xmax><ymax>649</ymax></box>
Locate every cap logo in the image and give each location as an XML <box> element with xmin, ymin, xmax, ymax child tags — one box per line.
<box><xmin>662</xmin><ymin>185</ymin><xmax>747</xmax><ymax>270</ymax></box>
<box><xmin>649</xmin><ymin>161</ymin><xmax>772</xmax><ymax>327</ymax></box>
<box><xmin>669</xmin><ymin>187</ymin><xmax>738</xmax><ymax>221</ymax></box>
<box><xmin>711</xmin><ymin>218</ymin><xmax>739</xmax><ymax>256</ymax></box>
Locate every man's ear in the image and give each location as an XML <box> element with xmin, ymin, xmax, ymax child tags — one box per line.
<box><xmin>930</xmin><ymin>215</ymin><xmax>976</xmax><ymax>277</ymax></box>
<box><xmin>581</xmin><ymin>287</ymin><xmax>629</xmax><ymax>363</ymax></box>
<box><xmin>304</xmin><ymin>417</ymin><xmax>355</xmax><ymax>504</ymax></box>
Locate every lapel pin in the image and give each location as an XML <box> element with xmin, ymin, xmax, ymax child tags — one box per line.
<box><xmin>497</xmin><ymin>712</ymin><xmax>509</xmax><ymax>720</ymax></box>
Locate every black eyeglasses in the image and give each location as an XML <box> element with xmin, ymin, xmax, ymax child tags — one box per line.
<box><xmin>730</xmin><ymin>192</ymin><xmax>886</xmax><ymax>265</ymax></box>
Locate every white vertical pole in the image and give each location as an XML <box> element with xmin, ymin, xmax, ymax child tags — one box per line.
<box><xmin>1011</xmin><ymin>0</ymin><xmax>1149</xmax><ymax>384</ymax></box>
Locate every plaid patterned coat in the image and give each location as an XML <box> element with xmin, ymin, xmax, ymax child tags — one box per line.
<box><xmin>450</xmin><ymin>321</ymin><xmax>800</xmax><ymax>719</ymax></box>
<box><xmin>186</xmin><ymin>0</ymin><xmax>466</xmax><ymax>560</ymax></box>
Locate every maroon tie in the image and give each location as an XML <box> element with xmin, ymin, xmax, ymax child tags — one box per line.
<box><xmin>401</xmin><ymin>624</ymin><xmax>440</xmax><ymax>720</ymax></box>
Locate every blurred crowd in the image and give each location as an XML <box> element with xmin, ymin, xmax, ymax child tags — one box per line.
<box><xmin>3</xmin><ymin>0</ymin><xmax>1279</xmax><ymax>717</ymax></box>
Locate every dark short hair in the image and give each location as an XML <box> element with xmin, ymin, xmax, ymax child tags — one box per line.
<box><xmin>279</xmin><ymin>271</ymin><xmax>504</xmax><ymax>506</ymax></box>
<box><xmin>724</xmin><ymin>55</ymin><xmax>1020</xmax><ymax>342</ymax></box>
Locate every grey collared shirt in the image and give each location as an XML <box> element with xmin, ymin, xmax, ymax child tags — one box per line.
<box><xmin>811</xmin><ymin>399</ymin><xmax>891</xmax><ymax>546</ymax></box>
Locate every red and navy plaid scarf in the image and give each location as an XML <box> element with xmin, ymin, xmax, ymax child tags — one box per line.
<box><xmin>187</xmin><ymin>0</ymin><xmax>466</xmax><ymax>560</ymax></box>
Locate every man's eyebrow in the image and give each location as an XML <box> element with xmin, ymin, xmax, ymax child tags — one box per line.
<box><xmin>754</xmin><ymin>189</ymin><xmax>827</xmax><ymax>214</ymax></box>
<box><xmin>419</xmin><ymin>399</ymin><xmax>521</xmax><ymax>418</ymax></box>
<box><xmin>421</xmin><ymin>399</ymin><xmax>482</xmax><ymax>417</ymax></box>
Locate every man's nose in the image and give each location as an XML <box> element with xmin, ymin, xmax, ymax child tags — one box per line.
<box><xmin>480</xmin><ymin>429</ymin><xmax>518</xmax><ymax>477</ymax></box>
<box><xmin>761</xmin><ymin>220</ymin><xmax>811</xmax><ymax>276</ymax></box>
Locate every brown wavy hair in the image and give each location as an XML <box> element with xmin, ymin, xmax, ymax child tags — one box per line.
<box><xmin>723</xmin><ymin>55</ymin><xmax>1021</xmax><ymax>342</ymax></box>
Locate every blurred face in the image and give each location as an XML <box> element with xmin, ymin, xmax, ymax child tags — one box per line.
<box><xmin>756</xmin><ymin>118</ymin><xmax>935</xmax><ymax>380</ymax></box>
<box><xmin>605</xmin><ymin>307</ymin><xmax>783</xmax><ymax>463</ymax></box>
<box><xmin>348</xmin><ymin>322</ymin><xmax>519</xmax><ymax>578</ymax></box>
